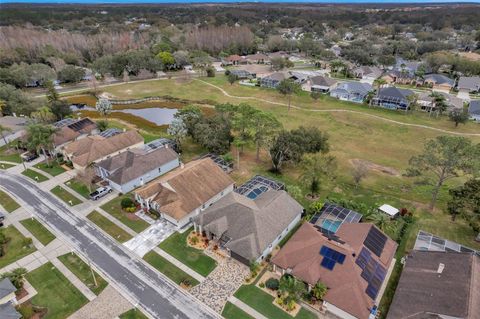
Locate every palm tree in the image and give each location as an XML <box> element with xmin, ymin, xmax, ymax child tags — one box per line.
<box><xmin>311</xmin><ymin>282</ymin><xmax>328</xmax><ymax>301</ymax></box>
<box><xmin>279</xmin><ymin>275</ymin><xmax>306</xmax><ymax>303</ymax></box>
<box><xmin>31</xmin><ymin>106</ymin><xmax>56</xmax><ymax>124</ymax></box>
<box><xmin>0</xmin><ymin>124</ymin><xmax>12</xmax><ymax>145</ymax></box>
<box><xmin>367</xmin><ymin>212</ymin><xmax>393</xmax><ymax>233</ymax></box>
<box><xmin>25</xmin><ymin>124</ymin><xmax>57</xmax><ymax>166</ymax></box>
<box><xmin>277</xmin><ymin>79</ymin><xmax>301</xmax><ymax>112</ymax></box>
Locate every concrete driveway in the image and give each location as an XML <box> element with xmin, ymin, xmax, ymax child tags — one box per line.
<box><xmin>124</xmin><ymin>219</ymin><xmax>174</xmax><ymax>257</ymax></box>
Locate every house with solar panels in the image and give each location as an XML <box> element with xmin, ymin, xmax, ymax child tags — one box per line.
<box><xmin>272</xmin><ymin>217</ymin><xmax>397</xmax><ymax>319</ymax></box>
<box><xmin>52</xmin><ymin>117</ymin><xmax>98</xmax><ymax>151</ymax></box>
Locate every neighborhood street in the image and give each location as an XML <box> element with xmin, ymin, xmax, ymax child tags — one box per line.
<box><xmin>0</xmin><ymin>171</ymin><xmax>220</xmax><ymax>319</ymax></box>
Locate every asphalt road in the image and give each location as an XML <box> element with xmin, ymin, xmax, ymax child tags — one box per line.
<box><xmin>0</xmin><ymin>172</ymin><xmax>220</xmax><ymax>319</ymax></box>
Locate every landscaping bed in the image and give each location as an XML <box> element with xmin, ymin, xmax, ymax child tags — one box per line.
<box><xmin>58</xmin><ymin>252</ymin><xmax>108</xmax><ymax>295</ymax></box>
<box><xmin>50</xmin><ymin>186</ymin><xmax>82</xmax><ymax>206</ymax></box>
<box><xmin>143</xmin><ymin>251</ymin><xmax>199</xmax><ymax>287</ymax></box>
<box><xmin>26</xmin><ymin>262</ymin><xmax>89</xmax><ymax>319</ymax></box>
<box><xmin>0</xmin><ymin>225</ymin><xmax>36</xmax><ymax>268</ymax></box>
<box><xmin>0</xmin><ymin>189</ymin><xmax>20</xmax><ymax>212</ymax></box>
<box><xmin>100</xmin><ymin>195</ymin><xmax>149</xmax><ymax>233</ymax></box>
<box><xmin>20</xmin><ymin>218</ymin><xmax>56</xmax><ymax>246</ymax></box>
<box><xmin>34</xmin><ymin>161</ymin><xmax>66</xmax><ymax>176</ymax></box>
<box><xmin>21</xmin><ymin>169</ymin><xmax>49</xmax><ymax>182</ymax></box>
<box><xmin>87</xmin><ymin>211</ymin><xmax>133</xmax><ymax>242</ymax></box>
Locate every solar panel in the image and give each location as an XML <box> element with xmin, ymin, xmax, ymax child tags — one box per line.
<box><xmin>321</xmin><ymin>257</ymin><xmax>336</xmax><ymax>270</ymax></box>
<box><xmin>68</xmin><ymin>118</ymin><xmax>94</xmax><ymax>132</ymax></box>
<box><xmin>99</xmin><ymin>128</ymin><xmax>122</xmax><ymax>138</ymax></box>
<box><xmin>356</xmin><ymin>247</ymin><xmax>371</xmax><ymax>270</ymax></box>
<box><xmin>54</xmin><ymin>118</ymin><xmax>76</xmax><ymax>128</ymax></box>
<box><xmin>319</xmin><ymin>246</ymin><xmax>346</xmax><ymax>271</ymax></box>
<box><xmin>364</xmin><ymin>226</ymin><xmax>387</xmax><ymax>257</ymax></box>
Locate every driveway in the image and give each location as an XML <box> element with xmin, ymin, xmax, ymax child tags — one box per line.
<box><xmin>0</xmin><ymin>172</ymin><xmax>219</xmax><ymax>319</ymax></box>
<box><xmin>124</xmin><ymin>219</ymin><xmax>174</xmax><ymax>257</ymax></box>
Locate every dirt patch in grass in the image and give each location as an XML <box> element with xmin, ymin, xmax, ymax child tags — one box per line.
<box><xmin>350</xmin><ymin>158</ymin><xmax>400</xmax><ymax>176</ymax></box>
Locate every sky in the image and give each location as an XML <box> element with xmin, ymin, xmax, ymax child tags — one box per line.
<box><xmin>1</xmin><ymin>0</ymin><xmax>479</xmax><ymax>3</ymax></box>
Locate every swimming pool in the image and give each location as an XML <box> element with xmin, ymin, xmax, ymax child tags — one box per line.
<box><xmin>321</xmin><ymin>219</ymin><xmax>342</xmax><ymax>233</ymax></box>
<box><xmin>246</xmin><ymin>185</ymin><xmax>269</xmax><ymax>199</ymax></box>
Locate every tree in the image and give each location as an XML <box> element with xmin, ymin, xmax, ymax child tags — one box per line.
<box><xmin>25</xmin><ymin>124</ymin><xmax>57</xmax><ymax>166</ymax></box>
<box><xmin>31</xmin><ymin>106</ymin><xmax>56</xmax><ymax>124</ymax></box>
<box><xmin>193</xmin><ymin>115</ymin><xmax>233</xmax><ymax>154</ymax></box>
<box><xmin>270</xmin><ymin>57</ymin><xmax>288</xmax><ymax>71</ymax></box>
<box><xmin>156</xmin><ymin>51</ymin><xmax>175</xmax><ymax>70</ymax></box>
<box><xmin>227</xmin><ymin>73</ymin><xmax>238</xmax><ymax>85</ymax></box>
<box><xmin>57</xmin><ymin>65</ymin><xmax>85</xmax><ymax>83</ymax></box>
<box><xmin>0</xmin><ymin>83</ymin><xmax>36</xmax><ymax>116</ymax></box>
<box><xmin>277</xmin><ymin>79</ymin><xmax>300</xmax><ymax>111</ymax></box>
<box><xmin>167</xmin><ymin>117</ymin><xmax>188</xmax><ymax>152</ymax></box>
<box><xmin>448</xmin><ymin>109</ymin><xmax>469</xmax><ymax>127</ymax></box>
<box><xmin>50</xmin><ymin>100</ymin><xmax>72</xmax><ymax>121</ymax></box>
<box><xmin>352</xmin><ymin>161</ymin><xmax>369</xmax><ymax>188</ymax></box>
<box><xmin>367</xmin><ymin>213</ymin><xmax>393</xmax><ymax>233</ymax></box>
<box><xmin>0</xmin><ymin>268</ymin><xmax>27</xmax><ymax>289</ymax></box>
<box><xmin>279</xmin><ymin>275</ymin><xmax>306</xmax><ymax>303</ymax></box>
<box><xmin>206</xmin><ymin>66</ymin><xmax>215</xmax><ymax>77</ymax></box>
<box><xmin>431</xmin><ymin>92</ymin><xmax>448</xmax><ymax>116</ymax></box>
<box><xmin>311</xmin><ymin>282</ymin><xmax>328</xmax><ymax>301</ymax></box>
<box><xmin>448</xmin><ymin>179</ymin><xmax>480</xmax><ymax>236</ymax></box>
<box><xmin>95</xmin><ymin>98</ymin><xmax>112</xmax><ymax>119</ymax></box>
<box><xmin>230</xmin><ymin>103</ymin><xmax>258</xmax><ymax>154</ymax></box>
<box><xmin>174</xmin><ymin>105</ymin><xmax>203</xmax><ymax>137</ymax></box>
<box><xmin>310</xmin><ymin>91</ymin><xmax>321</xmax><ymax>101</ymax></box>
<box><xmin>0</xmin><ymin>124</ymin><xmax>12</xmax><ymax>145</ymax></box>
<box><xmin>407</xmin><ymin>136</ymin><xmax>478</xmax><ymax>210</ymax></box>
<box><xmin>301</xmin><ymin>153</ymin><xmax>337</xmax><ymax>197</ymax></box>
<box><xmin>45</xmin><ymin>80</ymin><xmax>59</xmax><ymax>104</ymax></box>
<box><xmin>96</xmin><ymin>120</ymin><xmax>108</xmax><ymax>132</ymax></box>
<box><xmin>252</xmin><ymin>111</ymin><xmax>281</xmax><ymax>161</ymax></box>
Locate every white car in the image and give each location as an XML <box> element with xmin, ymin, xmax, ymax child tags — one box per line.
<box><xmin>89</xmin><ymin>186</ymin><xmax>112</xmax><ymax>200</ymax></box>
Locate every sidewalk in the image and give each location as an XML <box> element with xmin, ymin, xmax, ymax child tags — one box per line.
<box><xmin>228</xmin><ymin>296</ymin><xmax>268</xmax><ymax>319</ymax></box>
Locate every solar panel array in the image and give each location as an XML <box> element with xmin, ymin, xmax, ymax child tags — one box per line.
<box><xmin>320</xmin><ymin>246</ymin><xmax>346</xmax><ymax>271</ymax></box>
<box><xmin>99</xmin><ymin>128</ymin><xmax>122</xmax><ymax>138</ymax></box>
<box><xmin>54</xmin><ymin>118</ymin><xmax>76</xmax><ymax>128</ymax></box>
<box><xmin>200</xmin><ymin>153</ymin><xmax>233</xmax><ymax>172</ymax></box>
<box><xmin>414</xmin><ymin>230</ymin><xmax>479</xmax><ymax>256</ymax></box>
<box><xmin>364</xmin><ymin>226</ymin><xmax>387</xmax><ymax>257</ymax></box>
<box><xmin>235</xmin><ymin>175</ymin><xmax>285</xmax><ymax>198</ymax></box>
<box><xmin>68</xmin><ymin>118</ymin><xmax>94</xmax><ymax>132</ymax></box>
<box><xmin>310</xmin><ymin>202</ymin><xmax>363</xmax><ymax>234</ymax></box>
<box><xmin>356</xmin><ymin>247</ymin><xmax>387</xmax><ymax>300</ymax></box>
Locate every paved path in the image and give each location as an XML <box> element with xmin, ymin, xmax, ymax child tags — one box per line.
<box><xmin>228</xmin><ymin>296</ymin><xmax>269</xmax><ymax>319</ymax></box>
<box><xmin>0</xmin><ymin>172</ymin><xmax>220</xmax><ymax>319</ymax></box>
<box><xmin>196</xmin><ymin>79</ymin><xmax>480</xmax><ymax>137</ymax></box>
<box><xmin>124</xmin><ymin>220</ymin><xmax>174</xmax><ymax>257</ymax></box>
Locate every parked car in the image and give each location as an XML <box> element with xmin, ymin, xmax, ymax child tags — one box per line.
<box><xmin>21</xmin><ymin>151</ymin><xmax>38</xmax><ymax>162</ymax></box>
<box><xmin>89</xmin><ymin>186</ymin><xmax>112</xmax><ymax>200</ymax></box>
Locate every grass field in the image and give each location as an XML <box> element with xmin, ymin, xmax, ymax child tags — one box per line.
<box><xmin>119</xmin><ymin>309</ymin><xmax>149</xmax><ymax>319</ymax></box>
<box><xmin>143</xmin><ymin>251</ymin><xmax>200</xmax><ymax>286</ymax></box>
<box><xmin>20</xmin><ymin>218</ymin><xmax>55</xmax><ymax>246</ymax></box>
<box><xmin>87</xmin><ymin>210</ymin><xmax>133</xmax><ymax>242</ymax></box>
<box><xmin>100</xmin><ymin>195</ymin><xmax>149</xmax><ymax>233</ymax></box>
<box><xmin>51</xmin><ymin>185</ymin><xmax>82</xmax><ymax>206</ymax></box>
<box><xmin>64</xmin><ymin>179</ymin><xmax>91</xmax><ymax>199</ymax></box>
<box><xmin>234</xmin><ymin>284</ymin><xmax>317</xmax><ymax>319</ymax></box>
<box><xmin>0</xmin><ymin>144</ymin><xmax>22</xmax><ymax>163</ymax></box>
<box><xmin>0</xmin><ymin>162</ymin><xmax>15</xmax><ymax>169</ymax></box>
<box><xmin>22</xmin><ymin>169</ymin><xmax>49</xmax><ymax>182</ymax></box>
<box><xmin>34</xmin><ymin>161</ymin><xmax>66</xmax><ymax>176</ymax></box>
<box><xmin>26</xmin><ymin>262</ymin><xmax>89</xmax><ymax>319</ymax></box>
<box><xmin>158</xmin><ymin>228</ymin><xmax>217</xmax><ymax>277</ymax></box>
<box><xmin>0</xmin><ymin>189</ymin><xmax>20</xmax><ymax>212</ymax></box>
<box><xmin>58</xmin><ymin>252</ymin><xmax>108</xmax><ymax>295</ymax></box>
<box><xmin>0</xmin><ymin>225</ymin><xmax>36</xmax><ymax>268</ymax></box>
<box><xmin>222</xmin><ymin>302</ymin><xmax>254</xmax><ymax>319</ymax></box>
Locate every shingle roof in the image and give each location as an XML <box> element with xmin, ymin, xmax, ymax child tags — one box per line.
<box><xmin>387</xmin><ymin>251</ymin><xmax>480</xmax><ymax>319</ymax></box>
<box><xmin>53</xmin><ymin>118</ymin><xmax>97</xmax><ymax>147</ymax></box>
<box><xmin>458</xmin><ymin>76</ymin><xmax>480</xmax><ymax>91</ymax></box>
<box><xmin>263</xmin><ymin>72</ymin><xmax>290</xmax><ymax>82</ymax></box>
<box><xmin>469</xmin><ymin>100</ymin><xmax>480</xmax><ymax>116</ymax></box>
<box><xmin>0</xmin><ymin>278</ymin><xmax>16</xmax><ymax>299</ymax></box>
<box><xmin>64</xmin><ymin>130</ymin><xmax>143</xmax><ymax>167</ymax></box>
<box><xmin>272</xmin><ymin>222</ymin><xmax>397</xmax><ymax>319</ymax></box>
<box><xmin>332</xmin><ymin>81</ymin><xmax>372</xmax><ymax>95</ymax></box>
<box><xmin>135</xmin><ymin>158</ymin><xmax>234</xmax><ymax>221</ymax></box>
<box><xmin>424</xmin><ymin>74</ymin><xmax>455</xmax><ymax>87</ymax></box>
<box><xmin>0</xmin><ymin>303</ymin><xmax>21</xmax><ymax>319</ymax></box>
<box><xmin>378</xmin><ymin>87</ymin><xmax>414</xmax><ymax>100</ymax></box>
<box><xmin>195</xmin><ymin>190</ymin><xmax>302</xmax><ymax>261</ymax></box>
<box><xmin>310</xmin><ymin>75</ymin><xmax>337</xmax><ymax>87</ymax></box>
<box><xmin>354</xmin><ymin>66</ymin><xmax>383</xmax><ymax>79</ymax></box>
<box><xmin>96</xmin><ymin>147</ymin><xmax>178</xmax><ymax>185</ymax></box>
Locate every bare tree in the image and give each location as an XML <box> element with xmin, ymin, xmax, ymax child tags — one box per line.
<box><xmin>76</xmin><ymin>167</ymin><xmax>96</xmax><ymax>193</ymax></box>
<box><xmin>352</xmin><ymin>161</ymin><xmax>369</xmax><ymax>188</ymax></box>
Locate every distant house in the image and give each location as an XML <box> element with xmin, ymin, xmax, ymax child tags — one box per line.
<box><xmin>393</xmin><ymin>58</ymin><xmax>423</xmax><ymax>76</ymax></box>
<box><xmin>229</xmin><ymin>69</ymin><xmax>256</xmax><ymax>80</ymax></box>
<box><xmin>53</xmin><ymin>118</ymin><xmax>98</xmax><ymax>151</ymax></box>
<box><xmin>244</xmin><ymin>53</ymin><xmax>269</xmax><ymax>64</ymax></box>
<box><xmin>387</xmin><ymin>251</ymin><xmax>480</xmax><ymax>319</ymax></box>
<box><xmin>63</xmin><ymin>130</ymin><xmax>144</xmax><ymax>170</ymax></box>
<box><xmin>95</xmin><ymin>146</ymin><xmax>179</xmax><ymax>194</ymax></box>
<box><xmin>330</xmin><ymin>81</ymin><xmax>372</xmax><ymax>103</ymax></box>
<box><xmin>381</xmin><ymin>70</ymin><xmax>415</xmax><ymax>85</ymax></box>
<box><xmin>422</xmin><ymin>74</ymin><xmax>455</xmax><ymax>93</ymax></box>
<box><xmin>468</xmin><ymin>100</ymin><xmax>480</xmax><ymax>122</ymax></box>
<box><xmin>457</xmin><ymin>76</ymin><xmax>480</xmax><ymax>100</ymax></box>
<box><xmin>303</xmin><ymin>75</ymin><xmax>337</xmax><ymax>93</ymax></box>
<box><xmin>272</xmin><ymin>222</ymin><xmax>397</xmax><ymax>319</ymax></box>
<box><xmin>0</xmin><ymin>116</ymin><xmax>28</xmax><ymax>147</ymax></box>
<box><xmin>371</xmin><ymin>87</ymin><xmax>415</xmax><ymax>110</ymax></box>
<box><xmin>0</xmin><ymin>278</ymin><xmax>17</xmax><ymax>305</ymax></box>
<box><xmin>330</xmin><ymin>45</ymin><xmax>342</xmax><ymax>57</ymax></box>
<box><xmin>194</xmin><ymin>189</ymin><xmax>302</xmax><ymax>265</ymax></box>
<box><xmin>417</xmin><ymin>92</ymin><xmax>435</xmax><ymax>112</ymax></box>
<box><xmin>353</xmin><ymin>66</ymin><xmax>383</xmax><ymax>84</ymax></box>
<box><xmin>260</xmin><ymin>72</ymin><xmax>293</xmax><ymax>89</ymax></box>
<box><xmin>268</xmin><ymin>51</ymin><xmax>290</xmax><ymax>60</ymax></box>
<box><xmin>222</xmin><ymin>55</ymin><xmax>244</xmax><ymax>66</ymax></box>
<box><xmin>134</xmin><ymin>158</ymin><xmax>234</xmax><ymax>229</ymax></box>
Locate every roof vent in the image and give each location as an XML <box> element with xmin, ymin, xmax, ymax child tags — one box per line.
<box><xmin>437</xmin><ymin>263</ymin><xmax>445</xmax><ymax>274</ymax></box>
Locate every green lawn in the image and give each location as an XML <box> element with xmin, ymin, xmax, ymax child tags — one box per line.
<box><xmin>158</xmin><ymin>228</ymin><xmax>216</xmax><ymax>277</ymax></box>
<box><xmin>20</xmin><ymin>218</ymin><xmax>55</xmax><ymax>246</ymax></box>
<box><xmin>0</xmin><ymin>189</ymin><xmax>20</xmax><ymax>212</ymax></box>
<box><xmin>21</xmin><ymin>169</ymin><xmax>49</xmax><ymax>182</ymax></box>
<box><xmin>143</xmin><ymin>251</ymin><xmax>199</xmax><ymax>286</ymax></box>
<box><xmin>0</xmin><ymin>145</ymin><xmax>22</xmax><ymax>163</ymax></box>
<box><xmin>26</xmin><ymin>262</ymin><xmax>89</xmax><ymax>319</ymax></box>
<box><xmin>34</xmin><ymin>161</ymin><xmax>66</xmax><ymax>176</ymax></box>
<box><xmin>87</xmin><ymin>211</ymin><xmax>133</xmax><ymax>242</ymax></box>
<box><xmin>0</xmin><ymin>162</ymin><xmax>15</xmax><ymax>169</ymax></box>
<box><xmin>100</xmin><ymin>195</ymin><xmax>149</xmax><ymax>233</ymax></box>
<box><xmin>50</xmin><ymin>185</ymin><xmax>82</xmax><ymax>206</ymax></box>
<box><xmin>222</xmin><ymin>302</ymin><xmax>254</xmax><ymax>319</ymax></box>
<box><xmin>58</xmin><ymin>253</ymin><xmax>108</xmax><ymax>295</ymax></box>
<box><xmin>119</xmin><ymin>308</ymin><xmax>149</xmax><ymax>319</ymax></box>
<box><xmin>234</xmin><ymin>285</ymin><xmax>317</xmax><ymax>319</ymax></box>
<box><xmin>0</xmin><ymin>225</ymin><xmax>36</xmax><ymax>268</ymax></box>
<box><xmin>64</xmin><ymin>179</ymin><xmax>91</xmax><ymax>199</ymax></box>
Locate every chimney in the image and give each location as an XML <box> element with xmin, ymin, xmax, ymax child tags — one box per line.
<box><xmin>437</xmin><ymin>263</ymin><xmax>445</xmax><ymax>274</ymax></box>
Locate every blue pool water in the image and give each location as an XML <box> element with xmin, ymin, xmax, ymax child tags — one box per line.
<box><xmin>246</xmin><ymin>186</ymin><xmax>269</xmax><ymax>199</ymax></box>
<box><xmin>321</xmin><ymin>220</ymin><xmax>342</xmax><ymax>233</ymax></box>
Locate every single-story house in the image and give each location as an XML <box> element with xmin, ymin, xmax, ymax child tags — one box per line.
<box><xmin>228</xmin><ymin>69</ymin><xmax>256</xmax><ymax>80</ymax></box>
<box><xmin>371</xmin><ymin>87</ymin><xmax>415</xmax><ymax>110</ymax></box>
<box><xmin>0</xmin><ymin>279</ymin><xmax>17</xmax><ymax>305</ymax></box>
<box><xmin>222</xmin><ymin>55</ymin><xmax>244</xmax><ymax>66</ymax></box>
<box><xmin>330</xmin><ymin>81</ymin><xmax>372</xmax><ymax>103</ymax></box>
<box><xmin>0</xmin><ymin>303</ymin><xmax>21</xmax><ymax>319</ymax></box>
<box><xmin>95</xmin><ymin>146</ymin><xmax>179</xmax><ymax>194</ymax></box>
<box><xmin>441</xmin><ymin>92</ymin><xmax>466</xmax><ymax>112</ymax></box>
<box><xmin>63</xmin><ymin>130</ymin><xmax>144</xmax><ymax>170</ymax></box>
<box><xmin>193</xmin><ymin>189</ymin><xmax>302</xmax><ymax>265</ymax></box>
<box><xmin>381</xmin><ymin>70</ymin><xmax>415</xmax><ymax>85</ymax></box>
<box><xmin>393</xmin><ymin>58</ymin><xmax>423</xmax><ymax>76</ymax></box>
<box><xmin>272</xmin><ymin>222</ymin><xmax>397</xmax><ymax>319</ymax></box>
<box><xmin>268</xmin><ymin>51</ymin><xmax>290</xmax><ymax>60</ymax></box>
<box><xmin>53</xmin><ymin>118</ymin><xmax>98</xmax><ymax>150</ymax></box>
<box><xmin>457</xmin><ymin>76</ymin><xmax>480</xmax><ymax>94</ymax></box>
<box><xmin>303</xmin><ymin>75</ymin><xmax>337</xmax><ymax>93</ymax></box>
<box><xmin>468</xmin><ymin>100</ymin><xmax>480</xmax><ymax>122</ymax></box>
<box><xmin>135</xmin><ymin>158</ymin><xmax>234</xmax><ymax>229</ymax></box>
<box><xmin>260</xmin><ymin>72</ymin><xmax>293</xmax><ymax>89</ymax></box>
<box><xmin>378</xmin><ymin>204</ymin><xmax>399</xmax><ymax>218</ymax></box>
<box><xmin>416</xmin><ymin>92</ymin><xmax>435</xmax><ymax>112</ymax></box>
<box><xmin>422</xmin><ymin>74</ymin><xmax>455</xmax><ymax>93</ymax></box>
<box><xmin>387</xmin><ymin>251</ymin><xmax>480</xmax><ymax>319</ymax></box>
<box><xmin>0</xmin><ymin>116</ymin><xmax>28</xmax><ymax>147</ymax></box>
<box><xmin>353</xmin><ymin>66</ymin><xmax>383</xmax><ymax>84</ymax></box>
<box><xmin>244</xmin><ymin>53</ymin><xmax>269</xmax><ymax>64</ymax></box>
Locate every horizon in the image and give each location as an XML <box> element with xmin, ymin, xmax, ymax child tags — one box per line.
<box><xmin>2</xmin><ymin>0</ymin><xmax>480</xmax><ymax>4</ymax></box>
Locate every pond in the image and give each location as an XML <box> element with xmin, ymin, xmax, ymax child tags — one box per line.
<box><xmin>71</xmin><ymin>105</ymin><xmax>178</xmax><ymax>126</ymax></box>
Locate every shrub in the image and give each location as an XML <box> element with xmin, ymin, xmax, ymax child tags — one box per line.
<box><xmin>265</xmin><ymin>278</ymin><xmax>279</xmax><ymax>290</ymax></box>
<box><xmin>125</xmin><ymin>207</ymin><xmax>136</xmax><ymax>213</ymax></box>
<box><xmin>190</xmin><ymin>235</ymin><xmax>199</xmax><ymax>245</ymax></box>
<box><xmin>206</xmin><ymin>67</ymin><xmax>215</xmax><ymax>77</ymax></box>
<box><xmin>22</xmin><ymin>237</ymin><xmax>33</xmax><ymax>248</ymax></box>
<box><xmin>259</xmin><ymin>282</ymin><xmax>265</xmax><ymax>288</ymax></box>
<box><xmin>121</xmin><ymin>197</ymin><xmax>135</xmax><ymax>209</ymax></box>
